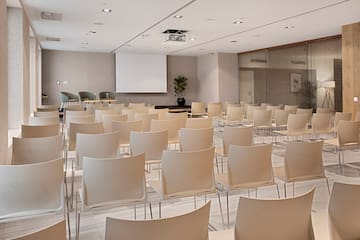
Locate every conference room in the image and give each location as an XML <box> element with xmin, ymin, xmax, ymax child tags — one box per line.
<box><xmin>1</xmin><ymin>0</ymin><xmax>360</xmax><ymax>239</ymax></box>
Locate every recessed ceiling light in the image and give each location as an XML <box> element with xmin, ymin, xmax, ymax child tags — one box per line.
<box><xmin>285</xmin><ymin>25</ymin><xmax>295</xmax><ymax>29</ymax></box>
<box><xmin>81</xmin><ymin>42</ymin><xmax>88</xmax><ymax>46</ymax></box>
<box><xmin>93</xmin><ymin>22</ymin><xmax>104</xmax><ymax>25</ymax></box>
<box><xmin>173</xmin><ymin>15</ymin><xmax>183</xmax><ymax>19</ymax></box>
<box><xmin>189</xmin><ymin>37</ymin><xmax>195</xmax><ymax>41</ymax></box>
<box><xmin>88</xmin><ymin>31</ymin><xmax>96</xmax><ymax>35</ymax></box>
<box><xmin>233</xmin><ymin>21</ymin><xmax>243</xmax><ymax>25</ymax></box>
<box><xmin>230</xmin><ymin>40</ymin><xmax>237</xmax><ymax>43</ymax></box>
<box><xmin>102</xmin><ymin>8</ymin><xmax>112</xmax><ymax>13</ymax></box>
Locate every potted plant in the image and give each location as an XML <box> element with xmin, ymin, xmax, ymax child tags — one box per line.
<box><xmin>173</xmin><ymin>75</ymin><xmax>188</xmax><ymax>106</ymax></box>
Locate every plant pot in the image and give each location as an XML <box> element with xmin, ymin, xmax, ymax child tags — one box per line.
<box><xmin>177</xmin><ymin>97</ymin><xmax>186</xmax><ymax>106</ymax></box>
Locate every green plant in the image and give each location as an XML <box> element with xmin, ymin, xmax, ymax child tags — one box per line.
<box><xmin>173</xmin><ymin>75</ymin><xmax>188</xmax><ymax>97</ymax></box>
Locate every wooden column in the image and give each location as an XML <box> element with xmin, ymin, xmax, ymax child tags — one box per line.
<box><xmin>342</xmin><ymin>22</ymin><xmax>360</xmax><ymax>118</ymax></box>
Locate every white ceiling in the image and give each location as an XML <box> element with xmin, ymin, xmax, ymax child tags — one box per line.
<box><xmin>19</xmin><ymin>0</ymin><xmax>360</xmax><ymax>55</ymax></box>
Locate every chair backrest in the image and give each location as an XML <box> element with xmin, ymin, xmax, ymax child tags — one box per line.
<box><xmin>286</xmin><ymin>114</ymin><xmax>308</xmax><ymax>135</ymax></box>
<box><xmin>334</xmin><ymin>112</ymin><xmax>352</xmax><ymax>129</ymax></box>
<box><xmin>36</xmin><ymin>105</ymin><xmax>58</xmax><ymax>112</ymax></box>
<box><xmin>102</xmin><ymin>114</ymin><xmax>127</xmax><ymax>133</ymax></box>
<box><xmin>69</xmin><ymin>122</ymin><xmax>104</xmax><ymax>151</ymax></box>
<box><xmin>85</xmin><ymin>103</ymin><xmax>105</xmax><ymax>114</ymax></box>
<box><xmin>185</xmin><ymin>118</ymin><xmax>212</xmax><ymax>129</ymax></box>
<box><xmin>79</xmin><ymin>91</ymin><xmax>96</xmax><ymax>101</ymax></box>
<box><xmin>226</xmin><ymin>103</ymin><xmax>242</xmax><ymax>114</ymax></box>
<box><xmin>227</xmin><ymin>106</ymin><xmax>244</xmax><ymax>122</ymax></box>
<box><xmin>112</xmin><ymin>120</ymin><xmax>143</xmax><ymax>145</ymax></box>
<box><xmin>284</xmin><ymin>140</ymin><xmax>325</xmax><ymax>182</ymax></box>
<box><xmin>64</xmin><ymin>104</ymin><xmax>83</xmax><ymax>111</ymax></box>
<box><xmin>28</xmin><ymin>116</ymin><xmax>60</xmax><ymax>126</ymax></box>
<box><xmin>76</xmin><ymin>131</ymin><xmax>121</xmax><ymax>168</ymax></box>
<box><xmin>128</xmin><ymin>103</ymin><xmax>149</xmax><ymax>114</ymax></box>
<box><xmin>128</xmin><ymin>103</ymin><xmax>145</xmax><ymax>109</ymax></box>
<box><xmin>149</xmin><ymin>108</ymin><xmax>169</xmax><ymax>120</ymax></box>
<box><xmin>33</xmin><ymin>111</ymin><xmax>58</xmax><ymax>118</ymax></box>
<box><xmin>161</xmin><ymin>147</ymin><xmax>215</xmax><ymax>198</ymax></box>
<box><xmin>337</xmin><ymin>120</ymin><xmax>360</xmax><ymax>146</ymax></box>
<box><xmin>12</xmin><ymin>135</ymin><xmax>63</xmax><ymax>165</ymax></box>
<box><xmin>99</xmin><ymin>91</ymin><xmax>116</xmax><ymax>100</ymax></box>
<box><xmin>21</xmin><ymin>124</ymin><xmax>60</xmax><ymax>138</ymax></box>
<box><xmin>134</xmin><ymin>113</ymin><xmax>158</xmax><ymax>131</ymax></box>
<box><xmin>105</xmin><ymin>202</ymin><xmax>210</xmax><ymax>240</ymax></box>
<box><xmin>191</xmin><ymin>102</ymin><xmax>206</xmax><ymax>115</ymax></box>
<box><xmin>179</xmin><ymin>128</ymin><xmax>213</xmax><ymax>152</ymax></box>
<box><xmin>296</xmin><ymin>108</ymin><xmax>313</xmax><ymax>123</ymax></box>
<box><xmin>108</xmin><ymin>103</ymin><xmax>125</xmax><ymax>113</ymax></box>
<box><xmin>150</xmin><ymin>119</ymin><xmax>181</xmax><ymax>141</ymax></box>
<box><xmin>328</xmin><ymin>182</ymin><xmax>360</xmax><ymax>240</ymax></box>
<box><xmin>166</xmin><ymin>112</ymin><xmax>188</xmax><ymax>128</ymax></box>
<box><xmin>14</xmin><ymin>220</ymin><xmax>66</xmax><ymax>240</ymax></box>
<box><xmin>253</xmin><ymin>109</ymin><xmax>272</xmax><ymax>127</ymax></box>
<box><xmin>207</xmin><ymin>102</ymin><xmax>222</xmax><ymax>117</ymax></box>
<box><xmin>227</xmin><ymin>144</ymin><xmax>274</xmax><ymax>189</ymax></box>
<box><xmin>121</xmin><ymin>108</ymin><xmax>136</xmax><ymax>121</ymax></box>
<box><xmin>316</xmin><ymin>107</ymin><xmax>331</xmax><ymax>113</ymax></box>
<box><xmin>223</xmin><ymin>126</ymin><xmax>253</xmax><ymax>156</ymax></box>
<box><xmin>274</xmin><ymin>109</ymin><xmax>290</xmax><ymax>127</ymax></box>
<box><xmin>266</xmin><ymin>105</ymin><xmax>281</xmax><ymax>119</ymax></box>
<box><xmin>82</xmin><ymin>153</ymin><xmax>146</xmax><ymax>208</ymax></box>
<box><xmin>284</xmin><ymin>105</ymin><xmax>298</xmax><ymax>114</ymax></box>
<box><xmin>95</xmin><ymin>109</ymin><xmax>117</xmax><ymax>122</ymax></box>
<box><xmin>311</xmin><ymin>113</ymin><xmax>332</xmax><ymax>134</ymax></box>
<box><xmin>234</xmin><ymin>189</ymin><xmax>315</xmax><ymax>240</ymax></box>
<box><xmin>65</xmin><ymin>109</ymin><xmax>91</xmax><ymax>119</ymax></box>
<box><xmin>129</xmin><ymin>130</ymin><xmax>168</xmax><ymax>162</ymax></box>
<box><xmin>246</xmin><ymin>106</ymin><xmax>261</xmax><ymax>121</ymax></box>
<box><xmin>0</xmin><ymin>159</ymin><xmax>64</xmax><ymax>219</ymax></box>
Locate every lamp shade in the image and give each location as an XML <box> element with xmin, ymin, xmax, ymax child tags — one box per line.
<box><xmin>318</xmin><ymin>81</ymin><xmax>335</xmax><ymax>88</ymax></box>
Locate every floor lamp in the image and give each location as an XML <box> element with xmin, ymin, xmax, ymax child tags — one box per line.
<box><xmin>318</xmin><ymin>81</ymin><xmax>335</xmax><ymax>109</ymax></box>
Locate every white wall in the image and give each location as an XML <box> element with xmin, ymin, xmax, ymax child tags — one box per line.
<box><xmin>218</xmin><ymin>53</ymin><xmax>239</xmax><ymax>103</ymax></box>
<box><xmin>197</xmin><ymin>53</ymin><xmax>219</xmax><ymax>103</ymax></box>
<box><xmin>42</xmin><ymin>50</ymin><xmax>115</xmax><ymax>105</ymax></box>
<box><xmin>42</xmin><ymin>52</ymin><xmax>199</xmax><ymax>106</ymax></box>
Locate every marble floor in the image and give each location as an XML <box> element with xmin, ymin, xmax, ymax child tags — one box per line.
<box><xmin>1</xmin><ymin>132</ymin><xmax>360</xmax><ymax>240</ymax></box>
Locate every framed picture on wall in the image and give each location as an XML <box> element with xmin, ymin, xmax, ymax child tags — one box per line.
<box><xmin>290</xmin><ymin>73</ymin><xmax>302</xmax><ymax>93</ymax></box>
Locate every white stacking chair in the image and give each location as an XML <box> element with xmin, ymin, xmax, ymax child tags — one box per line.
<box><xmin>266</xmin><ymin>105</ymin><xmax>281</xmax><ymax>119</ymax></box>
<box><xmin>185</xmin><ymin>118</ymin><xmax>212</xmax><ymax>129</ymax></box>
<box><xmin>225</xmin><ymin>106</ymin><xmax>244</xmax><ymax>123</ymax></box>
<box><xmin>246</xmin><ymin>106</ymin><xmax>261</xmax><ymax>122</ymax></box>
<box><xmin>122</xmin><ymin>108</ymin><xmax>136</xmax><ymax>121</ymax></box>
<box><xmin>105</xmin><ymin>202</ymin><xmax>210</xmax><ymax>240</ymax></box>
<box><xmin>108</xmin><ymin>103</ymin><xmax>125</xmax><ymax>114</ymax></box>
<box><xmin>333</xmin><ymin>112</ymin><xmax>352</xmax><ymax>131</ymax></box>
<box><xmin>95</xmin><ymin>109</ymin><xmax>116</xmax><ymax>122</ymax></box>
<box><xmin>328</xmin><ymin>182</ymin><xmax>360</xmax><ymax>240</ymax></box>
<box><xmin>68</xmin><ymin>122</ymin><xmax>104</xmax><ymax>151</ymax></box>
<box><xmin>148</xmin><ymin>147</ymin><xmax>216</xmax><ymax>219</ymax></box>
<box><xmin>191</xmin><ymin>102</ymin><xmax>206</xmax><ymax>116</ymax></box>
<box><xmin>21</xmin><ymin>124</ymin><xmax>60</xmax><ymax>138</ymax></box>
<box><xmin>135</xmin><ymin>113</ymin><xmax>158</xmax><ymax>131</ymax></box>
<box><xmin>179</xmin><ymin>128</ymin><xmax>213</xmax><ymax>152</ymax></box>
<box><xmin>129</xmin><ymin>130</ymin><xmax>168</xmax><ymax>166</ymax></box>
<box><xmin>12</xmin><ymin>135</ymin><xmax>63</xmax><ymax>165</ymax></box>
<box><xmin>102</xmin><ymin>114</ymin><xmax>127</xmax><ymax>133</ymax></box>
<box><xmin>207</xmin><ymin>102</ymin><xmax>223</xmax><ymax>118</ymax></box>
<box><xmin>274</xmin><ymin>140</ymin><xmax>330</xmax><ymax>198</ymax></box>
<box><xmin>28</xmin><ymin>116</ymin><xmax>60</xmax><ymax>126</ymax></box>
<box><xmin>149</xmin><ymin>108</ymin><xmax>169</xmax><ymax>120</ymax></box>
<box><xmin>76</xmin><ymin>153</ymin><xmax>147</xmax><ymax>240</ymax></box>
<box><xmin>13</xmin><ymin>220</ymin><xmax>66</xmax><ymax>240</ymax></box>
<box><xmin>37</xmin><ymin>104</ymin><xmax>59</xmax><ymax>112</ymax></box>
<box><xmin>310</xmin><ymin>113</ymin><xmax>332</xmax><ymax>138</ymax></box>
<box><xmin>150</xmin><ymin>119</ymin><xmax>182</xmax><ymax>146</ymax></box>
<box><xmin>76</xmin><ymin>131</ymin><xmax>121</xmax><ymax>169</ymax></box>
<box><xmin>284</xmin><ymin>104</ymin><xmax>298</xmax><ymax>114</ymax></box>
<box><xmin>112</xmin><ymin>120</ymin><xmax>143</xmax><ymax>150</ymax></box>
<box><xmin>0</xmin><ymin>159</ymin><xmax>69</xmax><ymax>238</ymax></box>
<box><xmin>217</xmin><ymin>144</ymin><xmax>279</xmax><ymax>225</ymax></box>
<box><xmin>33</xmin><ymin>111</ymin><xmax>59</xmax><ymax>118</ymax></box>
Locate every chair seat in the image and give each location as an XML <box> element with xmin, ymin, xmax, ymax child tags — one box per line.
<box><xmin>216</xmin><ymin>174</ymin><xmax>275</xmax><ymax>190</ymax></box>
<box><xmin>324</xmin><ymin>138</ymin><xmax>360</xmax><ymax>149</ymax></box>
<box><xmin>209</xmin><ymin>229</ymin><xmax>233</xmax><ymax>240</ymax></box>
<box><xmin>215</xmin><ymin>147</ymin><xmax>224</xmax><ymax>156</ymax></box>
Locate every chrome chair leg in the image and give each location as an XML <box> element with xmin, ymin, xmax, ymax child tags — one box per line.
<box><xmin>217</xmin><ymin>192</ymin><xmax>225</xmax><ymax>230</ymax></box>
<box><xmin>226</xmin><ymin>192</ymin><xmax>230</xmax><ymax>226</ymax></box>
<box><xmin>325</xmin><ymin>178</ymin><xmax>331</xmax><ymax>195</ymax></box>
<box><xmin>276</xmin><ymin>183</ymin><xmax>281</xmax><ymax>199</ymax></box>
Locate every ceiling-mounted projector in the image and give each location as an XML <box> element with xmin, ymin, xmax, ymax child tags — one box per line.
<box><xmin>162</xmin><ymin>29</ymin><xmax>188</xmax><ymax>45</ymax></box>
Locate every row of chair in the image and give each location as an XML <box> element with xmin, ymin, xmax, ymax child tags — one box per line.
<box><xmin>8</xmin><ymin>181</ymin><xmax>360</xmax><ymax>240</ymax></box>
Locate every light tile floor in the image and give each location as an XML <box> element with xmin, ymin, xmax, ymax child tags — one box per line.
<box><xmin>1</xmin><ymin>133</ymin><xmax>360</xmax><ymax>240</ymax></box>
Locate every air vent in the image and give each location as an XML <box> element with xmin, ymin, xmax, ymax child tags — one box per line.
<box><xmin>41</xmin><ymin>11</ymin><xmax>62</xmax><ymax>21</ymax></box>
<box><xmin>162</xmin><ymin>29</ymin><xmax>187</xmax><ymax>34</ymax></box>
<box><xmin>46</xmin><ymin>37</ymin><xmax>61</xmax><ymax>42</ymax></box>
<box><xmin>250</xmin><ymin>59</ymin><xmax>267</xmax><ymax>63</ymax></box>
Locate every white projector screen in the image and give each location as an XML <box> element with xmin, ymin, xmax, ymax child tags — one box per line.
<box><xmin>116</xmin><ymin>52</ymin><xmax>167</xmax><ymax>93</ymax></box>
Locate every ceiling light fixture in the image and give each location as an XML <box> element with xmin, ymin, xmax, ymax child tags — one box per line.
<box><xmin>102</xmin><ymin>8</ymin><xmax>112</xmax><ymax>13</ymax></box>
<box><xmin>81</xmin><ymin>42</ymin><xmax>88</xmax><ymax>46</ymax></box>
<box><xmin>88</xmin><ymin>31</ymin><xmax>96</xmax><ymax>35</ymax></box>
<box><xmin>189</xmin><ymin>37</ymin><xmax>195</xmax><ymax>41</ymax></box>
<box><xmin>285</xmin><ymin>25</ymin><xmax>295</xmax><ymax>29</ymax></box>
<box><xmin>93</xmin><ymin>22</ymin><xmax>104</xmax><ymax>25</ymax></box>
<box><xmin>233</xmin><ymin>21</ymin><xmax>243</xmax><ymax>25</ymax></box>
<box><xmin>173</xmin><ymin>15</ymin><xmax>183</xmax><ymax>19</ymax></box>
<box><xmin>230</xmin><ymin>40</ymin><xmax>237</xmax><ymax>43</ymax></box>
